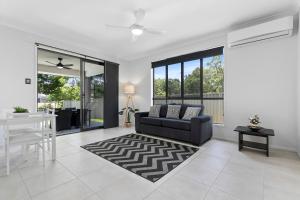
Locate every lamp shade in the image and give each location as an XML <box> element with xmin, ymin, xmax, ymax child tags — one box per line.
<box><xmin>123</xmin><ymin>83</ymin><xmax>135</xmax><ymax>94</ymax></box>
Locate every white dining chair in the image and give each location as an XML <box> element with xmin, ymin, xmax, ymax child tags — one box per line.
<box><xmin>44</xmin><ymin>109</ymin><xmax>55</xmax><ymax>150</ymax></box>
<box><xmin>4</xmin><ymin>113</ymin><xmax>46</xmax><ymax>175</ymax></box>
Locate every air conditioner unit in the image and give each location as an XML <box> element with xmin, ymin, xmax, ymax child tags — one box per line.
<box><xmin>228</xmin><ymin>16</ymin><xmax>294</xmax><ymax>48</ymax></box>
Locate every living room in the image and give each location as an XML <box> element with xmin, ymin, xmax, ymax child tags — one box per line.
<box><xmin>0</xmin><ymin>0</ymin><xmax>300</xmax><ymax>200</ymax></box>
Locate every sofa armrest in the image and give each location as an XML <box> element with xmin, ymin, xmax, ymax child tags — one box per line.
<box><xmin>190</xmin><ymin>115</ymin><xmax>213</xmax><ymax>146</ymax></box>
<box><xmin>134</xmin><ymin>112</ymin><xmax>149</xmax><ymax>132</ymax></box>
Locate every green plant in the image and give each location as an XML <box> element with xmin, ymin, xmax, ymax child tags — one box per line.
<box><xmin>119</xmin><ymin>107</ymin><xmax>139</xmax><ymax>123</ymax></box>
<box><xmin>14</xmin><ymin>106</ymin><xmax>29</xmax><ymax>113</ymax></box>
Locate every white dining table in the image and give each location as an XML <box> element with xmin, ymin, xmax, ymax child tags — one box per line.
<box><xmin>0</xmin><ymin>113</ymin><xmax>57</xmax><ymax>160</ymax></box>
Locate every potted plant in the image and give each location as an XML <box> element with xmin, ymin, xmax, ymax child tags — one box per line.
<box><xmin>12</xmin><ymin>106</ymin><xmax>29</xmax><ymax>118</ymax></box>
<box><xmin>119</xmin><ymin>107</ymin><xmax>139</xmax><ymax>127</ymax></box>
<box><xmin>14</xmin><ymin>106</ymin><xmax>29</xmax><ymax>113</ymax></box>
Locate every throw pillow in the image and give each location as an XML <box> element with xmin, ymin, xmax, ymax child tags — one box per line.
<box><xmin>148</xmin><ymin>105</ymin><xmax>161</xmax><ymax>118</ymax></box>
<box><xmin>166</xmin><ymin>105</ymin><xmax>181</xmax><ymax>119</ymax></box>
<box><xmin>182</xmin><ymin>107</ymin><xmax>201</xmax><ymax>120</ymax></box>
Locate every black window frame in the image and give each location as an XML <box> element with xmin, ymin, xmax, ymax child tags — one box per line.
<box><xmin>152</xmin><ymin>46</ymin><xmax>224</xmax><ymax>106</ymax></box>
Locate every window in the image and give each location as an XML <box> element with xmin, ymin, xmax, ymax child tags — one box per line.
<box><xmin>153</xmin><ymin>66</ymin><xmax>166</xmax><ymax>99</ymax></box>
<box><xmin>152</xmin><ymin>47</ymin><xmax>224</xmax><ymax>124</ymax></box>
<box><xmin>203</xmin><ymin>55</ymin><xmax>224</xmax><ymax>97</ymax></box>
<box><xmin>168</xmin><ymin>63</ymin><xmax>181</xmax><ymax>98</ymax></box>
<box><xmin>184</xmin><ymin>59</ymin><xmax>201</xmax><ymax>98</ymax></box>
<box><xmin>203</xmin><ymin>55</ymin><xmax>224</xmax><ymax>123</ymax></box>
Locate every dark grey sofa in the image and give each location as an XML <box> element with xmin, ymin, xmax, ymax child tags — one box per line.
<box><xmin>135</xmin><ymin>104</ymin><xmax>212</xmax><ymax>146</ymax></box>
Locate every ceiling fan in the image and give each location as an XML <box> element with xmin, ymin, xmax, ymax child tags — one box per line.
<box><xmin>45</xmin><ymin>57</ymin><xmax>73</xmax><ymax>69</ymax></box>
<box><xmin>106</xmin><ymin>9</ymin><xmax>165</xmax><ymax>40</ymax></box>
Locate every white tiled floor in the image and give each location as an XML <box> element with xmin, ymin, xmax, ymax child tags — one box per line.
<box><xmin>1</xmin><ymin>127</ymin><xmax>300</xmax><ymax>200</ymax></box>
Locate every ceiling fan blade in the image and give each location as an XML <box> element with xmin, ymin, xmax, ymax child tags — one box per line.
<box><xmin>62</xmin><ymin>66</ymin><xmax>72</xmax><ymax>69</ymax></box>
<box><xmin>134</xmin><ymin>9</ymin><xmax>146</xmax><ymax>24</ymax></box>
<box><xmin>145</xmin><ymin>28</ymin><xmax>166</xmax><ymax>35</ymax></box>
<box><xmin>63</xmin><ymin>64</ymin><xmax>73</xmax><ymax>67</ymax></box>
<box><xmin>105</xmin><ymin>24</ymin><xmax>129</xmax><ymax>30</ymax></box>
<box><xmin>45</xmin><ymin>61</ymin><xmax>56</xmax><ymax>65</ymax></box>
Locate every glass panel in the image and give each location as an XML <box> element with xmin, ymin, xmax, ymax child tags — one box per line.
<box><xmin>184</xmin><ymin>60</ymin><xmax>200</xmax><ymax>98</ymax></box>
<box><xmin>203</xmin><ymin>55</ymin><xmax>224</xmax><ymax>99</ymax></box>
<box><xmin>153</xmin><ymin>99</ymin><xmax>166</xmax><ymax>105</ymax></box>
<box><xmin>167</xmin><ymin>99</ymin><xmax>182</xmax><ymax>104</ymax></box>
<box><xmin>37</xmin><ymin>49</ymin><xmax>81</xmax><ymax>112</ymax></box>
<box><xmin>82</xmin><ymin>60</ymin><xmax>104</xmax><ymax>129</ymax></box>
<box><xmin>168</xmin><ymin>63</ymin><xmax>181</xmax><ymax>98</ymax></box>
<box><xmin>183</xmin><ymin>99</ymin><xmax>201</xmax><ymax>105</ymax></box>
<box><xmin>153</xmin><ymin>66</ymin><xmax>166</xmax><ymax>98</ymax></box>
<box><xmin>203</xmin><ymin>99</ymin><xmax>224</xmax><ymax>124</ymax></box>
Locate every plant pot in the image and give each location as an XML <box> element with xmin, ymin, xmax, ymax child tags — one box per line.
<box><xmin>12</xmin><ymin>113</ymin><xmax>28</xmax><ymax>118</ymax></box>
<box><xmin>125</xmin><ymin>122</ymin><xmax>132</xmax><ymax>128</ymax></box>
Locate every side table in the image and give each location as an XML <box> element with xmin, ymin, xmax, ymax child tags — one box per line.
<box><xmin>234</xmin><ymin>126</ymin><xmax>275</xmax><ymax>157</ymax></box>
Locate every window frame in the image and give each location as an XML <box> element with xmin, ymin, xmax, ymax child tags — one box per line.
<box><xmin>152</xmin><ymin>47</ymin><xmax>224</xmax><ymax>122</ymax></box>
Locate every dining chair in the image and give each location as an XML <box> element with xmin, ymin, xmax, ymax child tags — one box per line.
<box><xmin>4</xmin><ymin>113</ymin><xmax>46</xmax><ymax>175</ymax></box>
<box><xmin>44</xmin><ymin>109</ymin><xmax>55</xmax><ymax>150</ymax></box>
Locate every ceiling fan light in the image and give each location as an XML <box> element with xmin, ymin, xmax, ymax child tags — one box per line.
<box><xmin>131</xmin><ymin>28</ymin><xmax>143</xmax><ymax>36</ymax></box>
<box><xmin>57</xmin><ymin>66</ymin><xmax>63</xmax><ymax>69</ymax></box>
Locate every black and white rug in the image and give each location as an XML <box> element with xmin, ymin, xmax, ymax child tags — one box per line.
<box><xmin>81</xmin><ymin>134</ymin><xmax>198</xmax><ymax>182</ymax></box>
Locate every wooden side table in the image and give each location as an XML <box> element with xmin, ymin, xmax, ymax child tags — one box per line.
<box><xmin>234</xmin><ymin>126</ymin><xmax>275</xmax><ymax>157</ymax></box>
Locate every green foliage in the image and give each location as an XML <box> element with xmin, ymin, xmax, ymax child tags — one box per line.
<box><xmin>14</xmin><ymin>106</ymin><xmax>29</xmax><ymax>113</ymax></box>
<box><xmin>168</xmin><ymin>79</ymin><xmax>181</xmax><ymax>97</ymax></box>
<box><xmin>153</xmin><ymin>55</ymin><xmax>224</xmax><ymax>98</ymax></box>
<box><xmin>154</xmin><ymin>79</ymin><xmax>166</xmax><ymax>97</ymax></box>
<box><xmin>38</xmin><ymin>74</ymin><xmax>80</xmax><ymax>108</ymax></box>
<box><xmin>184</xmin><ymin>67</ymin><xmax>200</xmax><ymax>96</ymax></box>
<box><xmin>91</xmin><ymin>75</ymin><xmax>104</xmax><ymax>98</ymax></box>
<box><xmin>203</xmin><ymin>55</ymin><xmax>224</xmax><ymax>94</ymax></box>
<box><xmin>38</xmin><ymin>74</ymin><xmax>67</xmax><ymax>95</ymax></box>
<box><xmin>61</xmin><ymin>85</ymin><xmax>80</xmax><ymax>101</ymax></box>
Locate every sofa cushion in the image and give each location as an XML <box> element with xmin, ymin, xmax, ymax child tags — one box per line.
<box><xmin>182</xmin><ymin>107</ymin><xmax>202</xmax><ymax>120</ymax></box>
<box><xmin>148</xmin><ymin>105</ymin><xmax>161</xmax><ymax>118</ymax></box>
<box><xmin>161</xmin><ymin>119</ymin><xmax>191</xmax><ymax>131</ymax></box>
<box><xmin>140</xmin><ymin>117</ymin><xmax>162</xmax><ymax>126</ymax></box>
<box><xmin>180</xmin><ymin>104</ymin><xmax>204</xmax><ymax>119</ymax></box>
<box><xmin>166</xmin><ymin>105</ymin><xmax>181</xmax><ymax>119</ymax></box>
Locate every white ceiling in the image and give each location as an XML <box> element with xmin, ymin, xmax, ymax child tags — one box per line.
<box><xmin>0</xmin><ymin>0</ymin><xmax>299</xmax><ymax>61</ymax></box>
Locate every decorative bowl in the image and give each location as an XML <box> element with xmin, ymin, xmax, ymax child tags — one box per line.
<box><xmin>248</xmin><ymin>125</ymin><xmax>261</xmax><ymax>131</ymax></box>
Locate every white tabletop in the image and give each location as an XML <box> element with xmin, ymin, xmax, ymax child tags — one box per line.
<box><xmin>0</xmin><ymin>113</ymin><xmax>57</xmax><ymax>125</ymax></box>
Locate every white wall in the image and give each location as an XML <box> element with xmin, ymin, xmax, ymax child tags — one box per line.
<box><xmin>125</xmin><ymin>34</ymin><xmax>298</xmax><ymax>151</ymax></box>
<box><xmin>297</xmin><ymin>11</ymin><xmax>300</xmax><ymax>156</ymax></box>
<box><xmin>0</xmin><ymin>25</ymin><xmax>127</xmax><ymax>113</ymax></box>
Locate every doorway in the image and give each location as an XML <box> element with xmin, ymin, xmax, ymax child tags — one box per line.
<box><xmin>81</xmin><ymin>59</ymin><xmax>105</xmax><ymax>131</ymax></box>
<box><xmin>37</xmin><ymin>48</ymin><xmax>105</xmax><ymax>135</ymax></box>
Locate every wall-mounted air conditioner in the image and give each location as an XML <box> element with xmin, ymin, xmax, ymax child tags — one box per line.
<box><xmin>227</xmin><ymin>16</ymin><xmax>294</xmax><ymax>48</ymax></box>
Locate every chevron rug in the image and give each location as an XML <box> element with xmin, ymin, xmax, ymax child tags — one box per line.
<box><xmin>81</xmin><ymin>134</ymin><xmax>198</xmax><ymax>182</ymax></box>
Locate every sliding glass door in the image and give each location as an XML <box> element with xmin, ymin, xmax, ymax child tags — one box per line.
<box><xmin>81</xmin><ymin>59</ymin><xmax>105</xmax><ymax>130</ymax></box>
<box><xmin>37</xmin><ymin>45</ymin><xmax>119</xmax><ymax>134</ymax></box>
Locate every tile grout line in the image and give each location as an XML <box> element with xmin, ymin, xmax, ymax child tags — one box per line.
<box><xmin>141</xmin><ymin>142</ymin><xmax>211</xmax><ymax>200</ymax></box>
<box><xmin>17</xmin><ymin>150</ymin><xmax>54</xmax><ymax>200</ymax></box>
<box><xmin>19</xmin><ymin>150</ymin><xmax>78</xmax><ymax>199</ymax></box>
<box><xmin>17</xmin><ymin>167</ymin><xmax>33</xmax><ymax>200</ymax></box>
<box><xmin>202</xmin><ymin>150</ymin><xmax>233</xmax><ymax>200</ymax></box>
